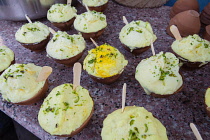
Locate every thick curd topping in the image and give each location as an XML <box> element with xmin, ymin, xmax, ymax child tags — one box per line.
<box><xmin>82</xmin><ymin>0</ymin><xmax>108</xmax><ymax>7</ymax></box>
<box><xmin>74</xmin><ymin>11</ymin><xmax>107</xmax><ymax>33</ymax></box>
<box><xmin>119</xmin><ymin>20</ymin><xmax>157</xmax><ymax>51</ymax></box>
<box><xmin>47</xmin><ymin>4</ymin><xmax>77</xmax><ymax>23</ymax></box>
<box><xmin>46</xmin><ymin>31</ymin><xmax>86</xmax><ymax>60</ymax></box>
<box><xmin>38</xmin><ymin>83</ymin><xmax>93</xmax><ymax>135</ymax></box>
<box><xmin>0</xmin><ymin>63</ymin><xmax>45</xmax><ymax>103</ymax></box>
<box><xmin>172</xmin><ymin>34</ymin><xmax>210</xmax><ymax>62</ymax></box>
<box><xmin>101</xmin><ymin>106</ymin><xmax>168</xmax><ymax>140</ymax></box>
<box><xmin>83</xmin><ymin>44</ymin><xmax>128</xmax><ymax>78</ymax></box>
<box><xmin>15</xmin><ymin>22</ymin><xmax>50</xmax><ymax>44</ymax></box>
<box><xmin>0</xmin><ymin>45</ymin><xmax>14</xmax><ymax>72</ymax></box>
<box><xmin>135</xmin><ymin>52</ymin><xmax>183</xmax><ymax>95</ymax></box>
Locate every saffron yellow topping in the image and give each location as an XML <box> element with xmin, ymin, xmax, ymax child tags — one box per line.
<box><xmin>83</xmin><ymin>44</ymin><xmax>128</xmax><ymax>78</ymax></box>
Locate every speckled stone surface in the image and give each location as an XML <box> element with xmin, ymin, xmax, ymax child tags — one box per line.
<box><xmin>0</xmin><ymin>1</ymin><xmax>210</xmax><ymax>140</ymax></box>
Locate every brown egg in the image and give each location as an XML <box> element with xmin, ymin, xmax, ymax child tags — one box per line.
<box><xmin>167</xmin><ymin>10</ymin><xmax>201</xmax><ymax>37</ymax></box>
<box><xmin>170</xmin><ymin>0</ymin><xmax>199</xmax><ymax>18</ymax></box>
<box><xmin>200</xmin><ymin>3</ymin><xmax>210</xmax><ymax>26</ymax></box>
<box><xmin>203</xmin><ymin>25</ymin><xmax>210</xmax><ymax>41</ymax></box>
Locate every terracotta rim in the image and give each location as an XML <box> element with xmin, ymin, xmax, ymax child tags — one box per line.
<box><xmin>52</xmin><ymin>17</ymin><xmax>76</xmax><ymax>31</ymax></box>
<box><xmin>78</xmin><ymin>28</ymin><xmax>105</xmax><ymax>39</ymax></box>
<box><xmin>49</xmin><ymin>51</ymin><xmax>84</xmax><ymax>67</ymax></box>
<box><xmin>88</xmin><ymin>2</ymin><xmax>108</xmax><ymax>12</ymax></box>
<box><xmin>0</xmin><ymin>58</ymin><xmax>16</xmax><ymax>75</ymax></box>
<box><xmin>122</xmin><ymin>44</ymin><xmax>150</xmax><ymax>55</ymax></box>
<box><xmin>150</xmin><ymin>81</ymin><xmax>183</xmax><ymax>98</ymax></box>
<box><xmin>19</xmin><ymin>35</ymin><xmax>50</xmax><ymax>52</ymax></box>
<box><xmin>90</xmin><ymin>73</ymin><xmax>122</xmax><ymax>84</ymax></box>
<box><xmin>54</xmin><ymin>107</ymin><xmax>94</xmax><ymax>137</ymax></box>
<box><xmin>14</xmin><ymin>80</ymin><xmax>49</xmax><ymax>105</ymax></box>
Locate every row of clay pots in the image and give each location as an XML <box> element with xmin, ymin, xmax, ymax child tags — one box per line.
<box><xmin>167</xmin><ymin>0</ymin><xmax>210</xmax><ymax>42</ymax></box>
<box><xmin>167</xmin><ymin>10</ymin><xmax>201</xmax><ymax>38</ymax></box>
<box><xmin>170</xmin><ymin>0</ymin><xmax>199</xmax><ymax>19</ymax></box>
<box><xmin>200</xmin><ymin>3</ymin><xmax>210</xmax><ymax>26</ymax></box>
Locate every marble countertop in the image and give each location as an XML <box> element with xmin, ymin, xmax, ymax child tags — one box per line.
<box><xmin>0</xmin><ymin>1</ymin><xmax>210</xmax><ymax>140</ymax></box>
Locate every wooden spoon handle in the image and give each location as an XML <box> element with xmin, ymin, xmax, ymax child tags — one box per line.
<box><xmin>190</xmin><ymin>123</ymin><xmax>203</xmax><ymax>140</ymax></box>
<box><xmin>36</xmin><ymin>66</ymin><xmax>53</xmax><ymax>82</ymax></box>
<box><xmin>121</xmin><ymin>83</ymin><xmax>127</xmax><ymax>112</ymax></box>
<box><xmin>123</xmin><ymin>16</ymin><xmax>129</xmax><ymax>25</ymax></box>
<box><xmin>90</xmin><ymin>38</ymin><xmax>99</xmax><ymax>47</ymax></box>
<box><xmin>25</xmin><ymin>14</ymin><xmax>32</xmax><ymax>23</ymax></box>
<box><xmin>49</xmin><ymin>27</ymin><xmax>56</xmax><ymax>34</ymax></box>
<box><xmin>73</xmin><ymin>62</ymin><xmax>82</xmax><ymax>90</ymax></box>
<box><xmin>150</xmin><ymin>39</ymin><xmax>155</xmax><ymax>56</ymax></box>
<box><xmin>170</xmin><ymin>25</ymin><xmax>182</xmax><ymax>41</ymax></box>
<box><xmin>67</xmin><ymin>0</ymin><xmax>72</xmax><ymax>5</ymax></box>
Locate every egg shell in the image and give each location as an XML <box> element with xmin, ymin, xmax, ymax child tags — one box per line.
<box><xmin>19</xmin><ymin>35</ymin><xmax>50</xmax><ymax>52</ymax></box>
<box><xmin>167</xmin><ymin>10</ymin><xmax>201</xmax><ymax>37</ymax></box>
<box><xmin>170</xmin><ymin>0</ymin><xmax>199</xmax><ymax>18</ymax></box>
<box><xmin>52</xmin><ymin>17</ymin><xmax>76</xmax><ymax>31</ymax></box>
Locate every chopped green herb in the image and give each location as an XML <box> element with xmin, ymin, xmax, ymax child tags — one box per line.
<box><xmin>159</xmin><ymin>68</ymin><xmax>169</xmax><ymax>81</ymax></box>
<box><xmin>88</xmin><ymin>58</ymin><xmax>96</xmax><ymax>64</ymax></box>
<box><xmin>130</xmin><ymin>119</ymin><xmax>135</xmax><ymax>126</ymax></box>
<box><xmin>56</xmin><ymin>91</ymin><xmax>61</xmax><ymax>96</ymax></box>
<box><xmin>27</xmin><ymin>27</ymin><xmax>40</xmax><ymax>32</ymax></box>
<box><xmin>144</xmin><ymin>124</ymin><xmax>148</xmax><ymax>133</ymax></box>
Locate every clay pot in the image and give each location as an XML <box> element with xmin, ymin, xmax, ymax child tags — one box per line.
<box><xmin>151</xmin><ymin>82</ymin><xmax>183</xmax><ymax>98</ymax></box>
<box><xmin>51</xmin><ymin>17</ymin><xmax>75</xmax><ymax>31</ymax></box>
<box><xmin>203</xmin><ymin>25</ymin><xmax>210</xmax><ymax>41</ymax></box>
<box><xmin>88</xmin><ymin>2</ymin><xmax>108</xmax><ymax>12</ymax></box>
<box><xmin>49</xmin><ymin>51</ymin><xmax>84</xmax><ymax>67</ymax></box>
<box><xmin>200</xmin><ymin>3</ymin><xmax>210</xmax><ymax>26</ymax></box>
<box><xmin>170</xmin><ymin>0</ymin><xmax>199</xmax><ymax>18</ymax></box>
<box><xmin>79</xmin><ymin>28</ymin><xmax>106</xmax><ymax>40</ymax></box>
<box><xmin>19</xmin><ymin>35</ymin><xmax>50</xmax><ymax>52</ymax></box>
<box><xmin>122</xmin><ymin>44</ymin><xmax>151</xmax><ymax>55</ymax></box>
<box><xmin>167</xmin><ymin>10</ymin><xmax>201</xmax><ymax>38</ymax></box>
<box><xmin>14</xmin><ymin>80</ymin><xmax>49</xmax><ymax>105</ymax></box>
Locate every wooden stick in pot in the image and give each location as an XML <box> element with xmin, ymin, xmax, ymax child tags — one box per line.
<box><xmin>170</xmin><ymin>25</ymin><xmax>182</xmax><ymax>41</ymax></box>
<box><xmin>36</xmin><ymin>66</ymin><xmax>53</xmax><ymax>82</ymax></box>
<box><xmin>190</xmin><ymin>123</ymin><xmax>203</xmax><ymax>140</ymax></box>
<box><xmin>73</xmin><ymin>62</ymin><xmax>82</xmax><ymax>90</ymax></box>
<box><xmin>121</xmin><ymin>83</ymin><xmax>127</xmax><ymax>112</ymax></box>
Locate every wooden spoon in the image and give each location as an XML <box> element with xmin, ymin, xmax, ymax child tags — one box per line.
<box><xmin>73</xmin><ymin>62</ymin><xmax>82</xmax><ymax>90</ymax></box>
<box><xmin>121</xmin><ymin>83</ymin><xmax>127</xmax><ymax>112</ymax></box>
<box><xmin>84</xmin><ymin>4</ymin><xmax>90</xmax><ymax>12</ymax></box>
<box><xmin>190</xmin><ymin>123</ymin><xmax>203</xmax><ymax>140</ymax></box>
<box><xmin>170</xmin><ymin>25</ymin><xmax>182</xmax><ymax>41</ymax></box>
<box><xmin>48</xmin><ymin>27</ymin><xmax>56</xmax><ymax>34</ymax></box>
<box><xmin>123</xmin><ymin>16</ymin><xmax>129</xmax><ymax>25</ymax></box>
<box><xmin>90</xmin><ymin>38</ymin><xmax>99</xmax><ymax>47</ymax></box>
<box><xmin>150</xmin><ymin>40</ymin><xmax>155</xmax><ymax>56</ymax></box>
<box><xmin>67</xmin><ymin>0</ymin><xmax>72</xmax><ymax>5</ymax></box>
<box><xmin>36</xmin><ymin>66</ymin><xmax>53</xmax><ymax>82</ymax></box>
<box><xmin>25</xmin><ymin>14</ymin><xmax>32</xmax><ymax>23</ymax></box>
